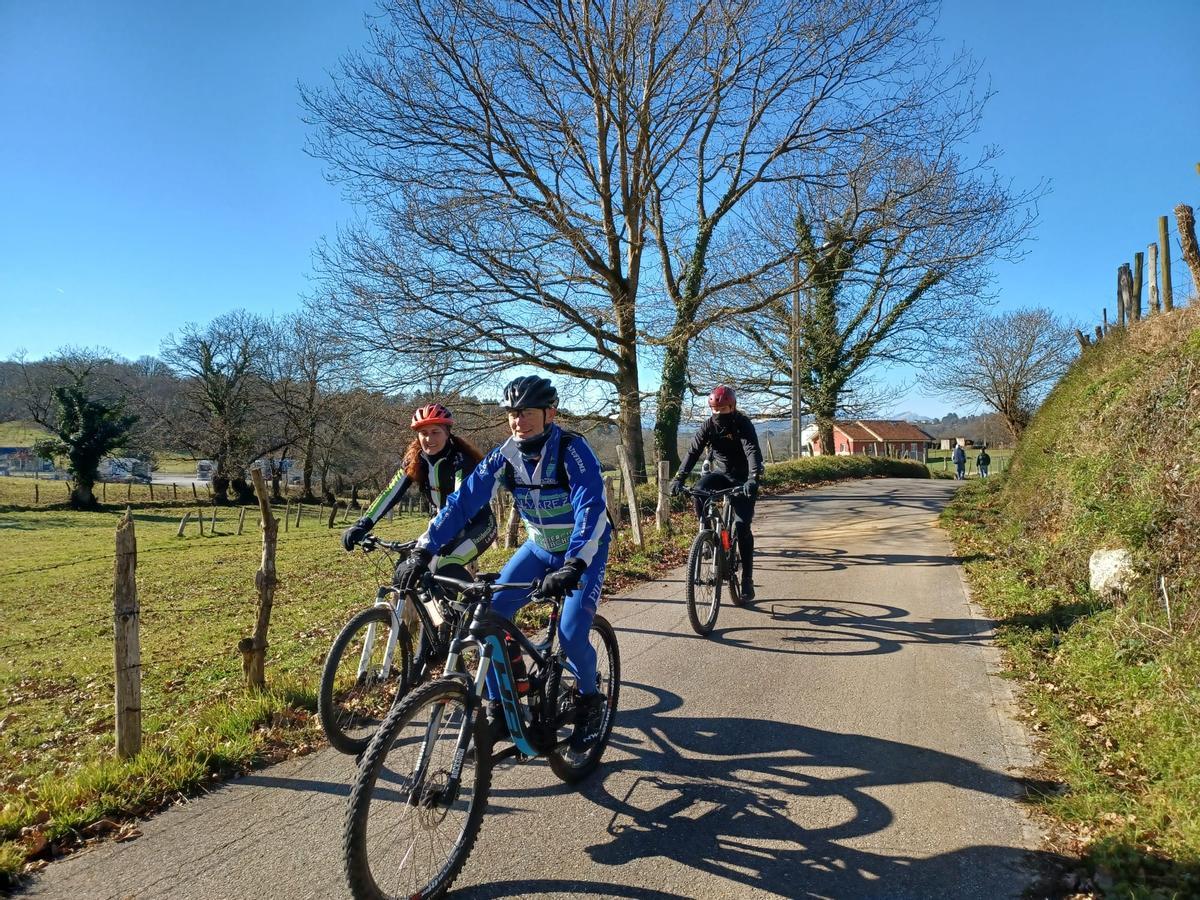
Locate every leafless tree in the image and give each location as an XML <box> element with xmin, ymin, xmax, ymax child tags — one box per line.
<box><xmin>701</xmin><ymin>122</ymin><xmax>1039</xmax><ymax>455</ymax></box>
<box><xmin>160</xmin><ymin>311</ymin><xmax>288</xmax><ymax>503</ymax></box>
<box><xmin>259</xmin><ymin>312</ymin><xmax>356</xmax><ymax>501</ymax></box>
<box><xmin>304</xmin><ymin>0</ymin><xmax>980</xmax><ymax>479</ymax></box>
<box><xmin>935</xmin><ymin>307</ymin><xmax>1077</xmax><ymax>440</ymax></box>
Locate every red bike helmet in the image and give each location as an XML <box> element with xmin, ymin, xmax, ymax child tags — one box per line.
<box><xmin>707</xmin><ymin>385</ymin><xmax>736</xmax><ymax>410</ymax></box>
<box><xmin>411</xmin><ymin>403</ymin><xmax>454</xmax><ymax>430</ymax></box>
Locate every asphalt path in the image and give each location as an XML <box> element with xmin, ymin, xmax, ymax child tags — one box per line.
<box><xmin>21</xmin><ymin>478</ymin><xmax>1047</xmax><ymax>900</ymax></box>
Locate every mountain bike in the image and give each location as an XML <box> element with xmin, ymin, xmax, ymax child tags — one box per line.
<box><xmin>344</xmin><ymin>568</ymin><xmax>621</xmax><ymax>900</ymax></box>
<box><xmin>318</xmin><ymin>536</ymin><xmax>474</xmax><ymax>755</ymax></box>
<box><xmin>681</xmin><ymin>484</ymin><xmax>747</xmax><ymax>635</ymax></box>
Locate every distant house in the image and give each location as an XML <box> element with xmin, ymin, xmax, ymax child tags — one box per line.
<box><xmin>938</xmin><ymin>437</ymin><xmax>976</xmax><ymax>450</ymax></box>
<box><xmin>801</xmin><ymin>420</ymin><xmax>935</xmax><ymax>457</ymax></box>
<box><xmin>0</xmin><ymin>447</ymin><xmax>53</xmax><ymax>474</ymax></box>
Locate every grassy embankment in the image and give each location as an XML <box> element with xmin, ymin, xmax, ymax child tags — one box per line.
<box><xmin>0</xmin><ymin>451</ymin><xmax>927</xmax><ymax>882</ymax></box>
<box><xmin>942</xmin><ymin>307</ymin><xmax>1200</xmax><ymax>897</ymax></box>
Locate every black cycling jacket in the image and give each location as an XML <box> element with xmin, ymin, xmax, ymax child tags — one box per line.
<box><xmin>677</xmin><ymin>411</ymin><xmax>765</xmax><ymax>483</ymax></box>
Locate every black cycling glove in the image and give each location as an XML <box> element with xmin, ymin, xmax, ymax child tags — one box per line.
<box><xmin>540</xmin><ymin>557</ymin><xmax>587</xmax><ymax>597</ymax></box>
<box><xmin>393</xmin><ymin>547</ymin><xmax>433</xmax><ymax>591</ymax></box>
<box><xmin>341</xmin><ymin>517</ymin><xmax>373</xmax><ymax>552</ymax></box>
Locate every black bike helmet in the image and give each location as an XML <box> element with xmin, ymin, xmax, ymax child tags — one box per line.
<box><xmin>501</xmin><ymin>375</ymin><xmax>558</xmax><ymax>410</ymax></box>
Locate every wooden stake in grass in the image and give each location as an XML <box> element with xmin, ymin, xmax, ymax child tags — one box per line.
<box><xmin>237</xmin><ymin>505</ymin><xmax>247</xmax><ymax>535</ymax></box>
<box><xmin>126</xmin><ymin>481</ymin><xmax>132</xmax><ymax>502</ymax></box>
<box><xmin>148</xmin><ymin>482</ymin><xmax>154</xmax><ymax>501</ymax></box>
<box><xmin>34</xmin><ymin>481</ymin><xmax>38</xmax><ymax>504</ymax></box>
<box><xmin>284</xmin><ymin>500</ymin><xmax>291</xmax><ymax>532</ymax></box>
<box><xmin>326</xmin><ymin>502</ymin><xmax>339</xmax><ymax>528</ymax></box>
<box><xmin>1148</xmin><ymin>242</ymin><xmax>1160</xmax><ymax>313</ymax></box>
<box><xmin>1132</xmin><ymin>251</ymin><xmax>1143</xmax><ymax>321</ymax></box>
<box><xmin>209</xmin><ymin>504</ymin><xmax>218</xmax><ymax>534</ymax></box>
<box><xmin>1159</xmin><ymin>215</ymin><xmax>1174</xmax><ymax>311</ymax></box>
<box><xmin>616</xmin><ymin>443</ymin><xmax>644</xmax><ymax>548</ymax></box>
<box><xmin>176</xmin><ymin>511</ymin><xmax>192</xmax><ymax>537</ymax></box>
<box><xmin>196</xmin><ymin>502</ymin><xmax>205</xmax><ymax>536</ymax></box>
<box><xmin>113</xmin><ymin>509</ymin><xmax>142</xmax><ymax>758</ymax></box>
<box><xmin>191</xmin><ymin>483</ymin><xmax>198</xmax><ymax>500</ymax></box>
<box><xmin>604</xmin><ymin>476</ymin><xmax>621</xmax><ymax>534</ymax></box>
<box><xmin>239</xmin><ymin>468</ymin><xmax>278</xmax><ymax>691</ymax></box>
<box><xmin>655</xmin><ymin>460</ymin><xmax>673</xmax><ymax>534</ymax></box>
<box><xmin>102</xmin><ymin>481</ymin><xmax>107</xmax><ymax>502</ymax></box>
<box><xmin>294</xmin><ymin>503</ymin><xmax>303</xmax><ymax>528</ymax></box>
<box><xmin>172</xmin><ymin>482</ymin><xmax>178</xmax><ymax>500</ymax></box>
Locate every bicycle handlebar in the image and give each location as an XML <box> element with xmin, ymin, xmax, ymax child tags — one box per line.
<box><xmin>681</xmin><ymin>485</ymin><xmax>744</xmax><ymax>500</ymax></box>
<box><xmin>359</xmin><ymin>535</ymin><xmax>417</xmax><ymax>554</ymax></box>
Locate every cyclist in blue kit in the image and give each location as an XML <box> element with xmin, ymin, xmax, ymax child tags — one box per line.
<box><xmin>393</xmin><ymin>375</ymin><xmax>611</xmax><ymax>751</ymax></box>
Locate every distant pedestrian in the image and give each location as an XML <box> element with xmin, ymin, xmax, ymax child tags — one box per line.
<box><xmin>977</xmin><ymin>447</ymin><xmax>991</xmax><ymax>479</ymax></box>
<box><xmin>952</xmin><ymin>443</ymin><xmax>966</xmax><ymax>480</ymax></box>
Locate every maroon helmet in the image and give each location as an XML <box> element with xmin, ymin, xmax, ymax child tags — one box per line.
<box><xmin>707</xmin><ymin>385</ymin><xmax>736</xmax><ymax>410</ymax></box>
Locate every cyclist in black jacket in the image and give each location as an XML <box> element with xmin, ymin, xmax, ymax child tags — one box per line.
<box><xmin>670</xmin><ymin>385</ymin><xmax>764</xmax><ymax>601</ymax></box>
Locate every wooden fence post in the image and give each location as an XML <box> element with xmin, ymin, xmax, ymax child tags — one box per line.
<box><xmin>176</xmin><ymin>511</ymin><xmax>191</xmax><ymax>537</ymax></box>
<box><xmin>604</xmin><ymin>476</ymin><xmax>621</xmax><ymax>535</ymax></box>
<box><xmin>102</xmin><ymin>482</ymin><xmax>107</xmax><ymax>502</ymax></box>
<box><xmin>766</xmin><ymin>438</ymin><xmax>775</xmax><ymax>463</ymax></box>
<box><xmin>327</xmin><ymin>502</ymin><xmax>339</xmax><ymax>528</ymax></box>
<box><xmin>238</xmin><ymin>506</ymin><xmax>247</xmax><ymax>535</ymax></box>
<box><xmin>1094</xmin><ymin>324</ymin><xmax>1103</xmax><ymax>343</ymax></box>
<box><xmin>196</xmin><ymin>501</ymin><xmax>205</xmax><ymax>536</ymax></box>
<box><xmin>34</xmin><ymin>482</ymin><xmax>38</xmax><ymax>504</ymax></box>
<box><xmin>505</xmin><ymin>504</ymin><xmax>521</xmax><ymax>549</ymax></box>
<box><xmin>209</xmin><ymin>505</ymin><xmax>217</xmax><ymax>534</ymax></box>
<box><xmin>1132</xmin><ymin>252</ymin><xmax>1143</xmax><ymax>321</ymax></box>
<box><xmin>191</xmin><ymin>483</ymin><xmax>198</xmax><ymax>500</ymax></box>
<box><xmin>284</xmin><ymin>500</ymin><xmax>291</xmax><ymax>532</ymax></box>
<box><xmin>148</xmin><ymin>482</ymin><xmax>154</xmax><ymax>501</ymax></box>
<box><xmin>126</xmin><ymin>481</ymin><xmax>132</xmax><ymax>502</ymax></box>
<box><xmin>1148</xmin><ymin>243</ymin><xmax>1160</xmax><ymax>313</ymax></box>
<box><xmin>1159</xmin><ymin>215</ymin><xmax>1174</xmax><ymax>311</ymax></box>
<box><xmin>295</xmin><ymin>503</ymin><xmax>303</xmax><ymax>528</ymax></box>
<box><xmin>655</xmin><ymin>461</ymin><xmax>673</xmax><ymax>534</ymax></box>
<box><xmin>172</xmin><ymin>482</ymin><xmax>178</xmax><ymax>500</ymax></box>
<box><xmin>239</xmin><ymin>469</ymin><xmax>278</xmax><ymax>691</ymax></box>
<box><xmin>113</xmin><ymin>509</ymin><xmax>141</xmax><ymax>758</ymax></box>
<box><xmin>616</xmin><ymin>444</ymin><xmax>644</xmax><ymax>548</ymax></box>
<box><xmin>1117</xmin><ymin>265</ymin><xmax>1129</xmax><ymax>327</ymax></box>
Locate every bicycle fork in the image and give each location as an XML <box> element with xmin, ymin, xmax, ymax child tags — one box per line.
<box><xmin>358</xmin><ymin>588</ymin><xmax>403</xmax><ymax>680</ymax></box>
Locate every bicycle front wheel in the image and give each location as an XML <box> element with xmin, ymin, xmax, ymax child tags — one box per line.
<box><xmin>318</xmin><ymin>606</ymin><xmax>414</xmax><ymax>755</ymax></box>
<box><xmin>345</xmin><ymin>678</ymin><xmax>491</xmax><ymax>900</ymax></box>
<box><xmin>686</xmin><ymin>530</ymin><xmax>722</xmax><ymax>635</ymax></box>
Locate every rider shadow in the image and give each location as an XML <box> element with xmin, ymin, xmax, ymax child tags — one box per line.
<box><xmin>475</xmin><ymin>682</ymin><xmax>1064</xmax><ymax>899</ymax></box>
<box><xmin>701</xmin><ymin>599</ymin><xmax>993</xmax><ymax>658</ymax></box>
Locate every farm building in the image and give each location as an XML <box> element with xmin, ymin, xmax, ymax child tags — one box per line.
<box><xmin>800</xmin><ymin>420</ymin><xmax>935</xmax><ymax>457</ymax></box>
<box><xmin>0</xmin><ymin>447</ymin><xmax>53</xmax><ymax>474</ymax></box>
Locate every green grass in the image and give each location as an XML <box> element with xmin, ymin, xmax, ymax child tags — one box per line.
<box><xmin>0</xmin><ymin>453</ymin><xmax>924</xmax><ymax>882</ymax></box>
<box><xmin>941</xmin><ymin>308</ymin><xmax>1200</xmax><ymax>898</ymax></box>
<box><xmin>0</xmin><ymin>421</ymin><xmax>49</xmax><ymax>448</ymax></box>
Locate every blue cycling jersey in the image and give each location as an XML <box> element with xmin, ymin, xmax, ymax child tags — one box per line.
<box><xmin>417</xmin><ymin>424</ymin><xmax>610</xmax><ymax>565</ymax></box>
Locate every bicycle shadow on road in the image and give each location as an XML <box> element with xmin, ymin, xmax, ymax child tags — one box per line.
<box><xmin>701</xmin><ymin>598</ymin><xmax>994</xmax><ymax>658</ymax></box>
<box><xmin>470</xmin><ymin>680</ymin><xmax>1063</xmax><ymax>899</ymax></box>
<box><xmin>754</xmin><ymin>545</ymin><xmax>967</xmax><ymax>574</ymax></box>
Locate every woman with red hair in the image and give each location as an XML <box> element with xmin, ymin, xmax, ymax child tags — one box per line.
<box><xmin>341</xmin><ymin>403</ymin><xmax>497</xmax><ymax>571</ymax></box>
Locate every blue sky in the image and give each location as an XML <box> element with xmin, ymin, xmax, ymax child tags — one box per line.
<box><xmin>1</xmin><ymin>1</ymin><xmax>1198</xmax><ymax>418</ymax></box>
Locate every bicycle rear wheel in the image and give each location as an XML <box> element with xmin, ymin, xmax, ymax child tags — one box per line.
<box><xmin>345</xmin><ymin>678</ymin><xmax>491</xmax><ymax>900</ymax></box>
<box><xmin>548</xmin><ymin>614</ymin><xmax>621</xmax><ymax>783</ymax></box>
<box><xmin>318</xmin><ymin>606</ymin><xmax>414</xmax><ymax>755</ymax></box>
<box><xmin>685</xmin><ymin>530</ymin><xmax>722</xmax><ymax>635</ymax></box>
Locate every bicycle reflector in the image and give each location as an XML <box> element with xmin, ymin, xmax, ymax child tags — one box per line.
<box><xmin>721</xmin><ymin>530</ymin><xmax>731</xmax><ymax>551</ymax></box>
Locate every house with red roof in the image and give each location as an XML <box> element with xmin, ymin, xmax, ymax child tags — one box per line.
<box><xmin>801</xmin><ymin>420</ymin><xmax>935</xmax><ymax>457</ymax></box>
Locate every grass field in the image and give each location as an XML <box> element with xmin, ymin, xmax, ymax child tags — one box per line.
<box><xmin>0</xmin><ymin>422</ymin><xmax>48</xmax><ymax>448</ymax></box>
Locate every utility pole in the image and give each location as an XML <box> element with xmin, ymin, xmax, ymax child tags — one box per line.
<box><xmin>791</xmin><ymin>255</ymin><xmax>801</xmax><ymax>459</ymax></box>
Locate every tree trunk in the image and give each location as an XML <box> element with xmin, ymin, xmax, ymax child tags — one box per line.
<box><xmin>302</xmin><ymin>433</ymin><xmax>317</xmax><ymax>501</ymax></box>
<box><xmin>615</xmin><ymin>366</ymin><xmax>647</xmax><ymax>484</ymax></box>
<box><xmin>653</xmin><ymin>337</ymin><xmax>689</xmax><ymax>475</ymax></box>
<box><xmin>70</xmin><ymin>482</ymin><xmax>97</xmax><ymax>509</ymax></box>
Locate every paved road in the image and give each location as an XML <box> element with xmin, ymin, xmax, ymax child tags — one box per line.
<box><xmin>21</xmin><ymin>478</ymin><xmax>1046</xmax><ymax>899</ymax></box>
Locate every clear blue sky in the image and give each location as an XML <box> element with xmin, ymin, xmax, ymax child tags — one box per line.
<box><xmin>1</xmin><ymin>1</ymin><xmax>1198</xmax><ymax>418</ymax></box>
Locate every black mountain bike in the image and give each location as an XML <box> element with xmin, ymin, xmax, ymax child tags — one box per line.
<box><xmin>681</xmin><ymin>485</ymin><xmax>747</xmax><ymax>635</ymax></box>
<box><xmin>318</xmin><ymin>536</ymin><xmax>473</xmax><ymax>755</ymax></box>
<box><xmin>344</xmin><ymin>568</ymin><xmax>620</xmax><ymax>900</ymax></box>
